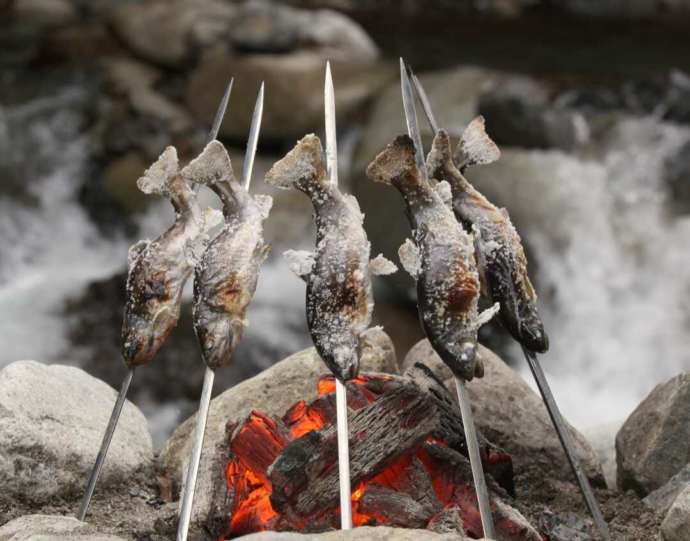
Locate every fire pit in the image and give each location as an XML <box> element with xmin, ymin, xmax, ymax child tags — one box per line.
<box><xmin>204</xmin><ymin>365</ymin><xmax>541</xmax><ymax>540</ymax></box>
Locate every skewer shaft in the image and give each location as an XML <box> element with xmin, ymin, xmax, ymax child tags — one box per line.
<box><xmin>176</xmin><ymin>366</ymin><xmax>215</xmax><ymax>541</ymax></box>
<box><xmin>77</xmin><ymin>368</ymin><xmax>134</xmax><ymax>521</ymax></box>
<box><xmin>522</xmin><ymin>347</ymin><xmax>611</xmax><ymax>541</ymax></box>
<box><xmin>454</xmin><ymin>377</ymin><xmax>496</xmax><ymax>539</ymax></box>
<box><xmin>335</xmin><ymin>379</ymin><xmax>353</xmax><ymax>529</ymax></box>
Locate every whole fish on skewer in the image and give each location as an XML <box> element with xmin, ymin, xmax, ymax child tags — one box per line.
<box><xmin>426</xmin><ymin>119</ymin><xmax>548</xmax><ymax>353</ymax></box>
<box><xmin>265</xmin><ymin>134</ymin><xmax>397</xmax><ymax>381</ymax></box>
<box><xmin>366</xmin><ymin>58</ymin><xmax>498</xmax><ymax>539</ymax></box>
<box><xmin>122</xmin><ymin>149</ymin><xmax>222</xmax><ymax>367</ymax></box>
<box><xmin>410</xmin><ymin>69</ymin><xmax>611</xmax><ymax>540</ymax></box>
<box><xmin>175</xmin><ymin>84</ymin><xmax>268</xmax><ymax>541</ymax></box>
<box><xmin>366</xmin><ymin>135</ymin><xmax>498</xmax><ymax>380</ymax></box>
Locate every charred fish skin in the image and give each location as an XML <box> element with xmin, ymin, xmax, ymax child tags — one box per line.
<box><xmin>121</xmin><ymin>147</ymin><xmax>221</xmax><ymax>368</ymax></box>
<box><xmin>427</xmin><ymin>123</ymin><xmax>548</xmax><ymax>354</ymax></box>
<box><xmin>367</xmin><ymin>135</ymin><xmax>498</xmax><ymax>381</ymax></box>
<box><xmin>266</xmin><ymin>135</ymin><xmax>395</xmax><ymax>382</ymax></box>
<box><xmin>184</xmin><ymin>141</ymin><xmax>272</xmax><ymax>370</ymax></box>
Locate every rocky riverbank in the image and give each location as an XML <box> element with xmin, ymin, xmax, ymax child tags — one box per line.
<box><xmin>1</xmin><ymin>329</ymin><xmax>686</xmax><ymax>539</ymax></box>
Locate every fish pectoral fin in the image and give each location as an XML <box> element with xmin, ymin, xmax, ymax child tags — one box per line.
<box><xmin>137</xmin><ymin>146</ymin><xmax>179</xmax><ymax>195</ymax></box>
<box><xmin>398</xmin><ymin>238</ymin><xmax>420</xmax><ymax>278</ymax></box>
<box><xmin>180</xmin><ymin>140</ymin><xmax>235</xmax><ymax>187</ymax></box>
<box><xmin>203</xmin><ymin>207</ymin><xmax>224</xmax><ymax>231</ymax></box>
<box><xmin>253</xmin><ymin>194</ymin><xmax>273</xmax><ymax>220</ymax></box>
<box><xmin>127</xmin><ymin>239</ymin><xmax>149</xmax><ymax>268</ymax></box>
<box><xmin>454</xmin><ymin>116</ymin><xmax>500</xmax><ymax>170</ymax></box>
<box><xmin>369</xmin><ymin>254</ymin><xmax>397</xmax><ymax>276</ymax></box>
<box><xmin>476</xmin><ymin>302</ymin><xmax>500</xmax><ymax>328</ymax></box>
<box><xmin>344</xmin><ymin>194</ymin><xmax>363</xmax><ymax>220</ymax></box>
<box><xmin>283</xmin><ymin>249</ymin><xmax>315</xmax><ymax>280</ymax></box>
<box><xmin>433</xmin><ymin>180</ymin><xmax>453</xmax><ymax>208</ymax></box>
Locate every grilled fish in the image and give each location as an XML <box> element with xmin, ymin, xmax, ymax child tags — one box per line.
<box><xmin>121</xmin><ymin>146</ymin><xmax>221</xmax><ymax>367</ymax></box>
<box><xmin>427</xmin><ymin>119</ymin><xmax>548</xmax><ymax>353</ymax></box>
<box><xmin>367</xmin><ymin>135</ymin><xmax>498</xmax><ymax>380</ymax></box>
<box><xmin>266</xmin><ymin>134</ymin><xmax>396</xmax><ymax>381</ymax></box>
<box><xmin>184</xmin><ymin>141</ymin><xmax>272</xmax><ymax>369</ymax></box>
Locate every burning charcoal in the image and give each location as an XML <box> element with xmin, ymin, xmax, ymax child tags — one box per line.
<box><xmin>427</xmin><ymin>505</ymin><xmax>466</xmax><ymax>535</ymax></box>
<box><xmin>358</xmin><ymin>484</ymin><xmax>435</xmax><ymax>528</ymax></box>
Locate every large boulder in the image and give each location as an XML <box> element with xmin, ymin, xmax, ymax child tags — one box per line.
<box><xmin>616</xmin><ymin>373</ymin><xmax>690</xmax><ymax>496</ymax></box>
<box><xmin>186</xmin><ymin>50</ymin><xmax>393</xmax><ymax>142</ymax></box>
<box><xmin>402</xmin><ymin>340</ymin><xmax>603</xmax><ymax>483</ymax></box>
<box><xmin>661</xmin><ymin>485</ymin><xmax>690</xmax><ymax>541</ymax></box>
<box><xmin>109</xmin><ymin>0</ymin><xmax>237</xmax><ymax>67</ymax></box>
<box><xmin>0</xmin><ymin>361</ymin><xmax>153</xmax><ymax>505</ymax></box>
<box><xmin>644</xmin><ymin>464</ymin><xmax>690</xmax><ymax>515</ymax></box>
<box><xmin>0</xmin><ymin>515</ymin><xmax>126</xmax><ymax>541</ymax></box>
<box><xmin>160</xmin><ymin>328</ymin><xmax>397</xmax><ymax>520</ymax></box>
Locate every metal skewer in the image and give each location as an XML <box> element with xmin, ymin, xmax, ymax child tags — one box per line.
<box><xmin>77</xmin><ymin>81</ymin><xmax>234</xmax><ymax>524</ymax></box>
<box><xmin>325</xmin><ymin>61</ymin><xmax>353</xmax><ymax>530</ymax></box>
<box><xmin>400</xmin><ymin>58</ymin><xmax>496</xmax><ymax>539</ymax></box>
<box><xmin>176</xmin><ymin>83</ymin><xmax>265</xmax><ymax>541</ymax></box>
<box><xmin>409</xmin><ymin>63</ymin><xmax>610</xmax><ymax>541</ymax></box>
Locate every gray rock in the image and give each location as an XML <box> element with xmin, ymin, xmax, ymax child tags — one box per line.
<box><xmin>235</xmin><ymin>526</ymin><xmax>475</xmax><ymax>541</ymax></box>
<box><xmin>160</xmin><ymin>327</ymin><xmax>397</xmax><ymax>522</ymax></box>
<box><xmin>102</xmin><ymin>57</ymin><xmax>193</xmax><ymax>134</ymax></box>
<box><xmin>12</xmin><ymin>0</ymin><xmax>78</xmax><ymax>28</ymax></box>
<box><xmin>661</xmin><ymin>485</ymin><xmax>690</xmax><ymax>541</ymax></box>
<box><xmin>231</xmin><ymin>1</ymin><xmax>379</xmax><ymax>59</ymax></box>
<box><xmin>109</xmin><ymin>0</ymin><xmax>236</xmax><ymax>67</ymax></box>
<box><xmin>478</xmin><ymin>74</ymin><xmax>588</xmax><ymax>150</ymax></box>
<box><xmin>645</xmin><ymin>464</ymin><xmax>690</xmax><ymax>515</ymax></box>
<box><xmin>0</xmin><ymin>361</ymin><xmax>153</xmax><ymax>504</ymax></box>
<box><xmin>402</xmin><ymin>340</ymin><xmax>603</xmax><ymax>483</ymax></box>
<box><xmin>186</xmin><ymin>50</ymin><xmax>393</xmax><ymax>142</ymax></box>
<box><xmin>0</xmin><ymin>514</ymin><xmax>126</xmax><ymax>541</ymax></box>
<box><xmin>616</xmin><ymin>373</ymin><xmax>690</xmax><ymax>496</ymax></box>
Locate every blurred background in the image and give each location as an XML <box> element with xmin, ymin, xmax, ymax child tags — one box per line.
<box><xmin>2</xmin><ymin>0</ymin><xmax>690</xmax><ymax>447</ymax></box>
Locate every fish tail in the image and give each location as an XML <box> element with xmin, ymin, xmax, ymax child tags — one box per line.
<box><xmin>180</xmin><ymin>140</ymin><xmax>236</xmax><ymax>187</ymax></box>
<box><xmin>426</xmin><ymin>129</ymin><xmax>454</xmax><ymax>179</ymax></box>
<box><xmin>265</xmin><ymin>134</ymin><xmax>328</xmax><ymax>193</ymax></box>
<box><xmin>136</xmin><ymin>146</ymin><xmax>179</xmax><ymax>196</ymax></box>
<box><xmin>366</xmin><ymin>135</ymin><xmax>417</xmax><ymax>185</ymax></box>
<box><xmin>453</xmin><ymin>116</ymin><xmax>500</xmax><ymax>170</ymax></box>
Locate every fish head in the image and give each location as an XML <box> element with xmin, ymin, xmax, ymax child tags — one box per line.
<box><xmin>196</xmin><ymin>316</ymin><xmax>243</xmax><ymax>370</ymax></box>
<box><xmin>121</xmin><ymin>306</ymin><xmax>178</xmax><ymax>367</ymax></box>
<box><xmin>329</xmin><ymin>343</ymin><xmax>360</xmax><ymax>382</ymax></box>
<box><xmin>519</xmin><ymin>312</ymin><xmax>549</xmax><ymax>353</ymax></box>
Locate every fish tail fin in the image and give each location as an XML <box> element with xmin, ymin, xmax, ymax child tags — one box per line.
<box><xmin>136</xmin><ymin>146</ymin><xmax>179</xmax><ymax>196</ymax></box>
<box><xmin>454</xmin><ymin>116</ymin><xmax>500</xmax><ymax>170</ymax></box>
<box><xmin>180</xmin><ymin>140</ymin><xmax>236</xmax><ymax>187</ymax></box>
<box><xmin>426</xmin><ymin>129</ymin><xmax>454</xmax><ymax>179</ymax></box>
<box><xmin>366</xmin><ymin>135</ymin><xmax>417</xmax><ymax>185</ymax></box>
<box><xmin>265</xmin><ymin>134</ymin><xmax>327</xmax><ymax>193</ymax></box>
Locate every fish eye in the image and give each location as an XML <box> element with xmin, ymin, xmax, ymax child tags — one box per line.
<box><xmin>459</xmin><ymin>341</ymin><xmax>476</xmax><ymax>362</ymax></box>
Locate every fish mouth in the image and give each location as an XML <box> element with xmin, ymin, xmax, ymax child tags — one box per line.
<box><xmin>519</xmin><ymin>319</ymin><xmax>549</xmax><ymax>353</ymax></box>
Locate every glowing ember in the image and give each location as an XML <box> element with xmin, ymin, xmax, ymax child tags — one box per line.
<box><xmin>215</xmin><ymin>372</ymin><xmax>531</xmax><ymax>540</ymax></box>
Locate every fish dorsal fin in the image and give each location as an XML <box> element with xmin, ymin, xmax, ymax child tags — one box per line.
<box><xmin>284</xmin><ymin>249</ymin><xmax>315</xmax><ymax>280</ymax></box>
<box><xmin>253</xmin><ymin>194</ymin><xmax>273</xmax><ymax>220</ymax></box>
<box><xmin>398</xmin><ymin>238</ymin><xmax>421</xmax><ymax>278</ymax></box>
<box><xmin>137</xmin><ymin>146</ymin><xmax>179</xmax><ymax>195</ymax></box>
<box><xmin>180</xmin><ymin>140</ymin><xmax>235</xmax><ymax>187</ymax></box>
<box><xmin>454</xmin><ymin>116</ymin><xmax>500</xmax><ymax>170</ymax></box>
<box><xmin>369</xmin><ymin>254</ymin><xmax>398</xmax><ymax>276</ymax></box>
